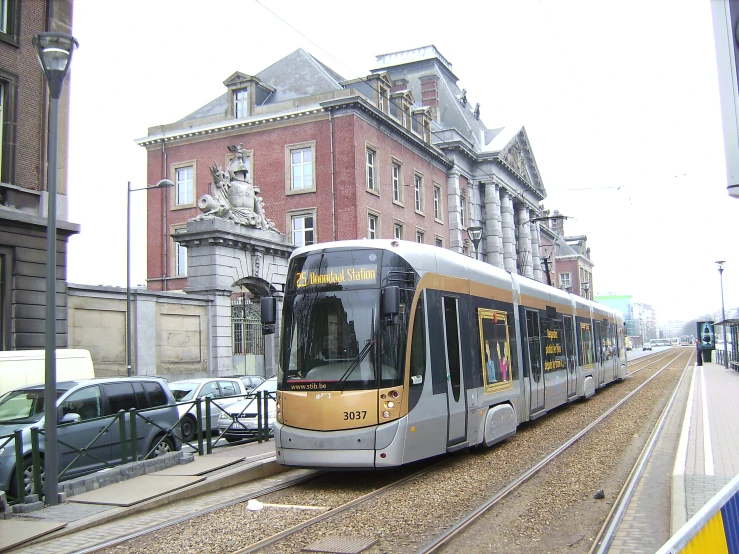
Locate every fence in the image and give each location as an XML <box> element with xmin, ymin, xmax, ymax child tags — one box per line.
<box><xmin>1</xmin><ymin>390</ymin><xmax>275</xmax><ymax>505</ymax></box>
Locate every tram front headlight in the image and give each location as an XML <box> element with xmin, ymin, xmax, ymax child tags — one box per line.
<box><xmin>382</xmin><ymin>411</ymin><xmax>391</xmax><ymax>418</ymax></box>
<box><xmin>386</xmin><ymin>401</ymin><xmax>395</xmax><ymax>409</ymax></box>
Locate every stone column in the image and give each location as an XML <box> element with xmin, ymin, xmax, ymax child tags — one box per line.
<box><xmin>501</xmin><ymin>191</ymin><xmax>517</xmax><ymax>273</ymax></box>
<box><xmin>484</xmin><ymin>181</ymin><xmax>503</xmax><ymax>268</ymax></box>
<box><xmin>531</xmin><ymin>222</ymin><xmax>543</xmax><ymax>283</ymax></box>
<box><xmin>447</xmin><ymin>168</ymin><xmax>463</xmax><ymax>253</ymax></box>
<box><xmin>517</xmin><ymin>205</ymin><xmax>534</xmax><ymax>279</ymax></box>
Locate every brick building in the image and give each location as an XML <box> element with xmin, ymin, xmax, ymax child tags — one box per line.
<box><xmin>138</xmin><ymin>46</ymin><xmax>552</xmax><ymax>292</ymax></box>
<box><xmin>0</xmin><ymin>0</ymin><xmax>78</xmax><ymax>349</ymax></box>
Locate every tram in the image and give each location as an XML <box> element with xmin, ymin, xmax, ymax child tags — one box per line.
<box><xmin>262</xmin><ymin>239</ymin><xmax>627</xmax><ymax>468</ymax></box>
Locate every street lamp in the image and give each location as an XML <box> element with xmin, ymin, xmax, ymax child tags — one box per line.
<box><xmin>716</xmin><ymin>261</ymin><xmax>728</xmax><ymax>368</ymax></box>
<box><xmin>127</xmin><ymin>179</ymin><xmax>174</xmax><ymax>376</ymax></box>
<box><xmin>467</xmin><ymin>226</ymin><xmax>483</xmax><ymax>260</ymax></box>
<box><xmin>583</xmin><ymin>281</ymin><xmax>590</xmax><ymax>300</ymax></box>
<box><xmin>32</xmin><ymin>31</ymin><xmax>78</xmax><ymax>507</ymax></box>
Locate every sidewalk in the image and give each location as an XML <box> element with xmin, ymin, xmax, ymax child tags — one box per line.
<box><xmin>608</xmin><ymin>359</ymin><xmax>739</xmax><ymax>553</ymax></box>
<box><xmin>0</xmin><ymin>439</ymin><xmax>283</xmax><ymax>553</ymax></box>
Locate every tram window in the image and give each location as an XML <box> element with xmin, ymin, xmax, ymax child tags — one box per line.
<box><xmin>443</xmin><ymin>297</ymin><xmax>462</xmax><ymax>402</ymax></box>
<box><xmin>562</xmin><ymin>315</ymin><xmax>575</xmax><ymax>372</ymax></box>
<box><xmin>409</xmin><ymin>296</ymin><xmax>426</xmax><ymax>387</ymax></box>
<box><xmin>525</xmin><ymin>310</ymin><xmax>542</xmax><ymax>382</ymax></box>
<box><xmin>579</xmin><ymin>322</ymin><xmax>594</xmax><ymax>366</ymax></box>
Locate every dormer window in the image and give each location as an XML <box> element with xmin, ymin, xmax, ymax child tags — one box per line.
<box><xmin>379</xmin><ymin>87</ymin><xmax>388</xmax><ymax>113</ymax></box>
<box><xmin>234</xmin><ymin>88</ymin><xmax>249</xmax><ymax>119</ymax></box>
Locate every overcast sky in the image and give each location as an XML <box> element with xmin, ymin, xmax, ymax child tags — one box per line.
<box><xmin>65</xmin><ymin>0</ymin><xmax>738</xmax><ymax>324</ymax></box>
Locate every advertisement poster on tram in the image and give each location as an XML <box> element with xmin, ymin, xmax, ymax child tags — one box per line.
<box><xmin>478</xmin><ymin>309</ymin><xmax>512</xmax><ymax>392</ymax></box>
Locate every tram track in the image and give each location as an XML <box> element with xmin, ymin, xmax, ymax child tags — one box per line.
<box><xmin>87</xmin><ymin>350</ymin><xmax>691</xmax><ymax>554</ymax></box>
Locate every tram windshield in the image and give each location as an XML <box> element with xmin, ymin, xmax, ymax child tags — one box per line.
<box><xmin>279</xmin><ymin>248</ymin><xmax>415</xmax><ymax>392</ymax></box>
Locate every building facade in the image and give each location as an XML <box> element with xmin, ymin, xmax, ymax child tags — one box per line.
<box><xmin>138</xmin><ymin>46</ymin><xmax>555</xmax><ymax>293</ymax></box>
<box><xmin>0</xmin><ymin>0</ymin><xmax>78</xmax><ymax>350</ymax></box>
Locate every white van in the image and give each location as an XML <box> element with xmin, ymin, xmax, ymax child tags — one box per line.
<box><xmin>0</xmin><ymin>349</ymin><xmax>95</xmax><ymax>397</ymax></box>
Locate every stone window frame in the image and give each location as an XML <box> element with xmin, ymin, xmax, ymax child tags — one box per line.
<box><xmin>391</xmin><ymin>158</ymin><xmax>403</xmax><ymax>206</ymax></box>
<box><xmin>433</xmin><ymin>183</ymin><xmax>443</xmax><ymax>223</ymax></box>
<box><xmin>415</xmin><ymin>227</ymin><xmax>425</xmax><ymax>244</ymax></box>
<box><xmin>413</xmin><ymin>171</ymin><xmax>424</xmax><ymax>215</ymax></box>
<box><xmin>365</xmin><ymin>143</ymin><xmax>379</xmax><ymax>195</ymax></box>
<box><xmin>287</xmin><ymin>208</ymin><xmax>317</xmax><ymax>247</ymax></box>
<box><xmin>393</xmin><ymin>219</ymin><xmax>404</xmax><ymax>240</ymax></box>
<box><xmin>0</xmin><ymin>0</ymin><xmax>20</xmax><ymax>46</ymax></box>
<box><xmin>378</xmin><ymin>85</ymin><xmax>389</xmax><ymax>114</ymax></box>
<box><xmin>171</xmin><ymin>160</ymin><xmax>197</xmax><ymax>210</ymax></box>
<box><xmin>170</xmin><ymin>224</ymin><xmax>188</xmax><ymax>278</ymax></box>
<box><xmin>559</xmin><ymin>272</ymin><xmax>571</xmax><ymax>289</ymax></box>
<box><xmin>367</xmin><ymin>209</ymin><xmax>380</xmax><ymax>239</ymax></box>
<box><xmin>459</xmin><ymin>189</ymin><xmax>467</xmax><ymax>230</ymax></box>
<box><xmin>0</xmin><ymin>70</ymin><xmax>17</xmax><ymax>184</ymax></box>
<box><xmin>285</xmin><ymin>141</ymin><xmax>316</xmax><ymax>195</ymax></box>
<box><xmin>0</xmin><ymin>245</ymin><xmax>13</xmax><ymax>349</ymax></box>
<box><xmin>434</xmin><ymin>235</ymin><xmax>444</xmax><ymax>248</ymax></box>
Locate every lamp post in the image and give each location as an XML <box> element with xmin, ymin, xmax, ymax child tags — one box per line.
<box><xmin>583</xmin><ymin>281</ymin><xmax>590</xmax><ymax>300</ymax></box>
<box><xmin>716</xmin><ymin>260</ymin><xmax>728</xmax><ymax>368</ymax></box>
<box><xmin>467</xmin><ymin>226</ymin><xmax>483</xmax><ymax>260</ymax></box>
<box><xmin>127</xmin><ymin>179</ymin><xmax>174</xmax><ymax>376</ymax></box>
<box><xmin>32</xmin><ymin>31</ymin><xmax>78</xmax><ymax>507</ymax></box>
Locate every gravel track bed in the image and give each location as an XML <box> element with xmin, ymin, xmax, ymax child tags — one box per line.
<box><xmin>99</xmin><ymin>352</ymin><xmax>688</xmax><ymax>554</ymax></box>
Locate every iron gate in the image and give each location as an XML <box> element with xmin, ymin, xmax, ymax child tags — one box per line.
<box><xmin>232</xmin><ymin>297</ymin><xmax>264</xmax><ymax>355</ymax></box>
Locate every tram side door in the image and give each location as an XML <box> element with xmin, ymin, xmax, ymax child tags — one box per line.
<box><xmin>525</xmin><ymin>310</ymin><xmax>545</xmax><ymax>414</ymax></box>
<box><xmin>595</xmin><ymin>321</ymin><xmax>605</xmax><ymax>385</ymax></box>
<box><xmin>563</xmin><ymin>315</ymin><xmax>577</xmax><ymax>399</ymax></box>
<box><xmin>442</xmin><ymin>296</ymin><xmax>467</xmax><ymax>446</ymax></box>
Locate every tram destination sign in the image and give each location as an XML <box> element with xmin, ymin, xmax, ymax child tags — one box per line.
<box><xmin>295</xmin><ymin>264</ymin><xmax>378</xmax><ymax>289</ymax></box>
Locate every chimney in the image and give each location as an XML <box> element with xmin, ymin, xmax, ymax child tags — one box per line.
<box><xmin>420</xmin><ymin>75</ymin><xmax>439</xmax><ymax>108</ymax></box>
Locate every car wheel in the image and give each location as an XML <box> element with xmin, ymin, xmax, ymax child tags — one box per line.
<box><xmin>181</xmin><ymin>416</ymin><xmax>196</xmax><ymax>443</ymax></box>
<box><xmin>149</xmin><ymin>435</ymin><xmax>175</xmax><ymax>458</ymax></box>
<box><xmin>9</xmin><ymin>456</ymin><xmax>43</xmax><ymax>501</ymax></box>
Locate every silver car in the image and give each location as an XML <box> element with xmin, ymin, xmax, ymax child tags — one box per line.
<box><xmin>169</xmin><ymin>378</ymin><xmax>248</xmax><ymax>442</ymax></box>
<box><xmin>217</xmin><ymin>377</ymin><xmax>277</xmax><ymax>442</ymax></box>
<box><xmin>0</xmin><ymin>377</ymin><xmax>181</xmax><ymax>499</ymax></box>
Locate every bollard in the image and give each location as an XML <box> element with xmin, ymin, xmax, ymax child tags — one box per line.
<box><xmin>195</xmin><ymin>401</ymin><xmax>204</xmax><ymax>455</ymax></box>
<box><xmin>129</xmin><ymin>408</ymin><xmax>138</xmax><ymax>462</ymax></box>
<box><xmin>118</xmin><ymin>412</ymin><xmax>128</xmax><ymax>464</ymax></box>
<box><xmin>205</xmin><ymin>397</ymin><xmax>213</xmax><ymax>455</ymax></box>
<box><xmin>13</xmin><ymin>430</ymin><xmax>24</xmax><ymax>503</ymax></box>
<box><xmin>257</xmin><ymin>391</ymin><xmax>263</xmax><ymax>443</ymax></box>
<box><xmin>31</xmin><ymin>427</ymin><xmax>42</xmax><ymax>498</ymax></box>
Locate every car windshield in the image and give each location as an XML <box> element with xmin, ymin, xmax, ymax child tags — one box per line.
<box><xmin>169</xmin><ymin>383</ymin><xmax>198</xmax><ymax>402</ymax></box>
<box><xmin>0</xmin><ymin>388</ymin><xmax>64</xmax><ymax>424</ymax></box>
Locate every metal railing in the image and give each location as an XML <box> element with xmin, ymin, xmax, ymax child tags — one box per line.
<box><xmin>1</xmin><ymin>390</ymin><xmax>274</xmax><ymax>505</ymax></box>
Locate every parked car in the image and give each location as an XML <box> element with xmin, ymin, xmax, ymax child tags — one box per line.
<box><xmin>643</xmin><ymin>342</ymin><xmax>652</xmax><ymax>351</ymax></box>
<box><xmin>168</xmin><ymin>378</ymin><xmax>248</xmax><ymax>442</ymax></box>
<box><xmin>217</xmin><ymin>377</ymin><xmax>277</xmax><ymax>442</ymax></box>
<box><xmin>224</xmin><ymin>375</ymin><xmax>266</xmax><ymax>393</ymax></box>
<box><xmin>0</xmin><ymin>377</ymin><xmax>181</xmax><ymax>499</ymax></box>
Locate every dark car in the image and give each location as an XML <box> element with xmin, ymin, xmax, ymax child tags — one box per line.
<box><xmin>0</xmin><ymin>377</ymin><xmax>181</xmax><ymax>498</ymax></box>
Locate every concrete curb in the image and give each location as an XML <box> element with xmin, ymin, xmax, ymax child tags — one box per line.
<box><xmin>26</xmin><ymin>455</ymin><xmax>286</xmax><ymax>546</ymax></box>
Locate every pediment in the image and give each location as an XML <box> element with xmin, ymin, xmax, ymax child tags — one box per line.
<box><xmin>498</xmin><ymin>127</ymin><xmax>545</xmax><ymax>197</ymax></box>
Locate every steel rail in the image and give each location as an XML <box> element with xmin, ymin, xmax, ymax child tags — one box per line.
<box><xmin>229</xmin><ymin>458</ymin><xmax>448</xmax><ymax>554</ymax></box>
<box><xmin>69</xmin><ymin>469</ymin><xmax>326</xmax><ymax>554</ymax></box>
<box><xmin>415</xmin><ymin>349</ymin><xmax>689</xmax><ymax>554</ymax></box>
<box><xmin>589</xmin><ymin>349</ymin><xmax>694</xmax><ymax>553</ymax></box>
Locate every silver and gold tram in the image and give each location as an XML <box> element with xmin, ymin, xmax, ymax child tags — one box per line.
<box><xmin>263</xmin><ymin>239</ymin><xmax>626</xmax><ymax>468</ymax></box>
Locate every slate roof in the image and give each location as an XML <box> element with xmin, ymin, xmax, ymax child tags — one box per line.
<box><xmin>178</xmin><ymin>49</ymin><xmax>344</xmax><ymax>123</ymax></box>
